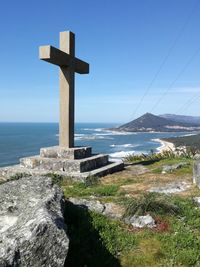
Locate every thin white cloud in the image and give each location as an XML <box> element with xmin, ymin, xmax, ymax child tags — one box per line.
<box><xmin>172</xmin><ymin>87</ymin><xmax>200</xmax><ymax>93</ymax></box>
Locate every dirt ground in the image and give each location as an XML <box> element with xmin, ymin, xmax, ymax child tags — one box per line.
<box><xmin>101</xmin><ymin>162</ymin><xmax>196</xmax><ymax>198</ymax></box>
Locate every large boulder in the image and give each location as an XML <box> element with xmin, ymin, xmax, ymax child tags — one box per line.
<box><xmin>0</xmin><ymin>176</ymin><xmax>69</xmax><ymax>267</ymax></box>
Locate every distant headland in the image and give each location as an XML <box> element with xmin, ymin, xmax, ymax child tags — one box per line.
<box><xmin>111</xmin><ymin>113</ymin><xmax>200</xmax><ymax>133</ymax></box>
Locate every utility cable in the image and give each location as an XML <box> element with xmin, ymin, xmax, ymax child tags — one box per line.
<box><xmin>129</xmin><ymin>0</ymin><xmax>199</xmax><ymax>120</ymax></box>
<box><xmin>149</xmin><ymin>45</ymin><xmax>200</xmax><ymax>113</ymax></box>
<box><xmin>176</xmin><ymin>94</ymin><xmax>200</xmax><ymax>114</ymax></box>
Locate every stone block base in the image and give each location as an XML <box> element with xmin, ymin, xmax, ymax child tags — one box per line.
<box><xmin>20</xmin><ymin>154</ymin><xmax>109</xmax><ymax>172</ymax></box>
<box><xmin>0</xmin><ymin>161</ymin><xmax>124</xmax><ymax>183</ymax></box>
<box><xmin>193</xmin><ymin>162</ymin><xmax>200</xmax><ymax>188</ymax></box>
<box><xmin>40</xmin><ymin>146</ymin><xmax>91</xmax><ymax>160</ymax></box>
<box><xmin>0</xmin><ymin>146</ymin><xmax>124</xmax><ymax>182</ymax></box>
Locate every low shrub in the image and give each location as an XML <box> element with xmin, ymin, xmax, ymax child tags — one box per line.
<box><xmin>125</xmin><ymin>147</ymin><xmax>198</xmax><ymax>163</ymax></box>
<box><xmin>124</xmin><ymin>193</ymin><xmax>181</xmax><ymax>217</ymax></box>
<box><xmin>10</xmin><ymin>172</ymin><xmax>29</xmax><ymax>180</ymax></box>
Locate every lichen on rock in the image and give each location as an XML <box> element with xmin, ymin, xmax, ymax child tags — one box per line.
<box><xmin>0</xmin><ymin>176</ymin><xmax>69</xmax><ymax>267</ymax></box>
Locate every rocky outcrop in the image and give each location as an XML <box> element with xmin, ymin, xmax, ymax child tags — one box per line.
<box><xmin>162</xmin><ymin>162</ymin><xmax>189</xmax><ymax>173</ymax></box>
<box><xmin>0</xmin><ymin>176</ymin><xmax>69</xmax><ymax>267</ymax></box>
<box><xmin>68</xmin><ymin>197</ymin><xmax>123</xmax><ymax>219</ymax></box>
<box><xmin>125</xmin><ymin>214</ymin><xmax>156</xmax><ymax>228</ymax></box>
<box><xmin>148</xmin><ymin>181</ymin><xmax>191</xmax><ymax>194</ymax></box>
<box><xmin>193</xmin><ymin>197</ymin><xmax>200</xmax><ymax>206</ymax></box>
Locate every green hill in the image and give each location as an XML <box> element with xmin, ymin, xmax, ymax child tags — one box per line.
<box><xmin>117</xmin><ymin>113</ymin><xmax>200</xmax><ymax>132</ymax></box>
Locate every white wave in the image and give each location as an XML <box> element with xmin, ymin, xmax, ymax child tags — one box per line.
<box><xmin>94</xmin><ymin>128</ymin><xmax>104</xmax><ymax>132</ymax></box>
<box><xmin>105</xmin><ymin>130</ymin><xmax>136</xmax><ymax>136</ymax></box>
<box><xmin>82</xmin><ymin>128</ymin><xmax>94</xmax><ymax>131</ymax></box>
<box><xmin>110</xmin><ymin>144</ymin><xmax>116</xmax><ymax>147</ymax></box>
<box><xmin>109</xmin><ymin>150</ymin><xmax>135</xmax><ymax>158</ymax></box>
<box><xmin>120</xmin><ymin>143</ymin><xmax>138</xmax><ymax>148</ymax></box>
<box><xmin>94</xmin><ymin>133</ymin><xmax>114</xmax><ymax>136</ymax></box>
<box><xmin>75</xmin><ymin>135</ymin><xmax>114</xmax><ymax>141</ymax></box>
<box><xmin>181</xmin><ymin>133</ymin><xmax>197</xmax><ymax>137</ymax></box>
<box><xmin>82</xmin><ymin>127</ymin><xmax>137</xmax><ymax>136</ymax></box>
<box><xmin>109</xmin><ymin>143</ymin><xmax>138</xmax><ymax>148</ymax></box>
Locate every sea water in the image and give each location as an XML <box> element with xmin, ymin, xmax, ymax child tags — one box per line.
<box><xmin>0</xmin><ymin>122</ymin><xmax>188</xmax><ymax>167</ymax></box>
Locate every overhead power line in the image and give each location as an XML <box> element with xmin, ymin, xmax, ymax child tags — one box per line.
<box><xmin>149</xmin><ymin>45</ymin><xmax>200</xmax><ymax>113</ymax></box>
<box><xmin>175</xmin><ymin>93</ymin><xmax>200</xmax><ymax>114</ymax></box>
<box><xmin>129</xmin><ymin>0</ymin><xmax>199</xmax><ymax>119</ymax></box>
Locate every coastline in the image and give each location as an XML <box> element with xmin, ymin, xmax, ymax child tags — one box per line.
<box><xmin>153</xmin><ymin>138</ymin><xmax>175</xmax><ymax>153</ymax></box>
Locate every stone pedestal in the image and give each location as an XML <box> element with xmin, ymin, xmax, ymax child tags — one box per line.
<box><xmin>0</xmin><ymin>146</ymin><xmax>124</xmax><ymax>182</ymax></box>
<box><xmin>40</xmin><ymin>146</ymin><xmax>91</xmax><ymax>159</ymax></box>
<box><xmin>193</xmin><ymin>162</ymin><xmax>200</xmax><ymax>188</ymax></box>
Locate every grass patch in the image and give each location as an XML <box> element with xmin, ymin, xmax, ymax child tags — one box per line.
<box><xmin>64</xmin><ymin>201</ymin><xmax>136</xmax><ymax>266</ymax></box>
<box><xmin>120</xmin><ymin>238</ymin><xmax>165</xmax><ymax>267</ymax></box>
<box><xmin>54</xmin><ymin>154</ymin><xmax>200</xmax><ymax>266</ymax></box>
<box><xmin>64</xmin><ymin>194</ymin><xmax>200</xmax><ymax>266</ymax></box>
<box><xmin>63</xmin><ymin>182</ymin><xmax>120</xmax><ymax>198</ymax></box>
<box><xmin>121</xmin><ymin>195</ymin><xmax>200</xmax><ymax>266</ymax></box>
<box><xmin>146</xmin><ymin>158</ymin><xmax>192</xmax><ymax>173</ymax></box>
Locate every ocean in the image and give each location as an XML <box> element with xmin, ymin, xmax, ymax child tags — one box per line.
<box><xmin>0</xmin><ymin>122</ymin><xmax>189</xmax><ymax>167</ymax></box>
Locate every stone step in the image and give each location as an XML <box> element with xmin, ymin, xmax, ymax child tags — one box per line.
<box><xmin>74</xmin><ymin>161</ymin><xmax>124</xmax><ymax>180</ymax></box>
<box><xmin>40</xmin><ymin>146</ymin><xmax>92</xmax><ymax>159</ymax></box>
<box><xmin>0</xmin><ymin>161</ymin><xmax>124</xmax><ymax>182</ymax></box>
<box><xmin>20</xmin><ymin>154</ymin><xmax>109</xmax><ymax>173</ymax></box>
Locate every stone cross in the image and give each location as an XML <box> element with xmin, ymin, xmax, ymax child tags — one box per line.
<box><xmin>39</xmin><ymin>31</ymin><xmax>89</xmax><ymax>147</ymax></box>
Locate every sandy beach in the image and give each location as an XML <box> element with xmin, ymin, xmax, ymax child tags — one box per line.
<box><xmin>153</xmin><ymin>138</ymin><xmax>175</xmax><ymax>153</ymax></box>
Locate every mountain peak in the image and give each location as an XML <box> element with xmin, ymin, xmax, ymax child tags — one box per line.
<box><xmin>117</xmin><ymin>113</ymin><xmax>200</xmax><ymax>132</ymax></box>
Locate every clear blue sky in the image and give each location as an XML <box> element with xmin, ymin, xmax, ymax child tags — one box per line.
<box><xmin>0</xmin><ymin>0</ymin><xmax>200</xmax><ymax>123</ymax></box>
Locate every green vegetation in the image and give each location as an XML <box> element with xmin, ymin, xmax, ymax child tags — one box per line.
<box><xmin>125</xmin><ymin>149</ymin><xmax>196</xmax><ymax>164</ymax></box>
<box><xmin>59</xmin><ymin>152</ymin><xmax>200</xmax><ymax>266</ymax></box>
<box><xmin>64</xmin><ymin>201</ymin><xmax>136</xmax><ymax>266</ymax></box>
<box><xmin>44</xmin><ymin>173</ymin><xmax>65</xmax><ymax>186</ymax></box>
<box><xmin>10</xmin><ymin>172</ymin><xmax>29</xmax><ymax>180</ymax></box>
<box><xmin>164</xmin><ymin>134</ymin><xmax>200</xmax><ymax>150</ymax></box>
<box><xmin>63</xmin><ymin>181</ymin><xmax>121</xmax><ymax>198</ymax></box>
<box><xmin>124</xmin><ymin>192</ymin><xmax>181</xmax><ymax>217</ymax></box>
<box><xmin>63</xmin><ymin>191</ymin><xmax>200</xmax><ymax>266</ymax></box>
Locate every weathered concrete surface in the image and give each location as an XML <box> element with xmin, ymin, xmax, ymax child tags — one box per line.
<box><xmin>40</xmin><ymin>31</ymin><xmax>89</xmax><ymax>147</ymax></box>
<box><xmin>40</xmin><ymin>146</ymin><xmax>92</xmax><ymax>159</ymax></box>
<box><xmin>0</xmin><ymin>161</ymin><xmax>124</xmax><ymax>183</ymax></box>
<box><xmin>0</xmin><ymin>176</ymin><xmax>69</xmax><ymax>267</ymax></box>
<box><xmin>20</xmin><ymin>154</ymin><xmax>109</xmax><ymax>172</ymax></box>
<box><xmin>193</xmin><ymin>162</ymin><xmax>200</xmax><ymax>188</ymax></box>
<box><xmin>0</xmin><ymin>145</ymin><xmax>124</xmax><ymax>183</ymax></box>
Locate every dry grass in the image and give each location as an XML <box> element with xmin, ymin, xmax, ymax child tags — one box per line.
<box><xmin>100</xmin><ymin>163</ymin><xmax>193</xmax><ymax>198</ymax></box>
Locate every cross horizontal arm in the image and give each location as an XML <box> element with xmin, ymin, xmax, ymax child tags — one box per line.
<box><xmin>39</xmin><ymin>45</ymin><xmax>89</xmax><ymax>74</ymax></box>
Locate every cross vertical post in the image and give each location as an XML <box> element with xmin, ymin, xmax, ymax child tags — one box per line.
<box><xmin>39</xmin><ymin>30</ymin><xmax>89</xmax><ymax>148</ymax></box>
<box><xmin>59</xmin><ymin>32</ymin><xmax>75</xmax><ymax>147</ymax></box>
